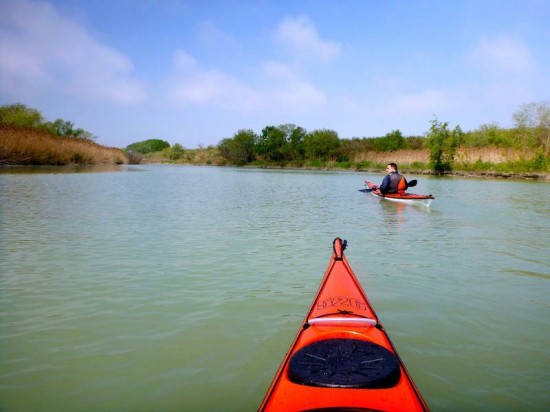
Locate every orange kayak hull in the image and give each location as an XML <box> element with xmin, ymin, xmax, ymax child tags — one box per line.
<box><xmin>258</xmin><ymin>238</ymin><xmax>429</xmax><ymax>411</ymax></box>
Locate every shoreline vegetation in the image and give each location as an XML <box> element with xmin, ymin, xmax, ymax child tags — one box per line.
<box><xmin>1</xmin><ymin>102</ymin><xmax>549</xmax><ymax>180</ymax></box>
<box><xmin>0</xmin><ymin>125</ymin><xmax>126</xmax><ymax>166</ymax></box>
<box><xmin>139</xmin><ymin>147</ymin><xmax>549</xmax><ymax>180</ymax></box>
<box><xmin>1</xmin><ymin>124</ymin><xmax>546</xmax><ymax>180</ymax></box>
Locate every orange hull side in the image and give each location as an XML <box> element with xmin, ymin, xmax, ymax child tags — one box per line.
<box><xmin>259</xmin><ymin>238</ymin><xmax>429</xmax><ymax>411</ymax></box>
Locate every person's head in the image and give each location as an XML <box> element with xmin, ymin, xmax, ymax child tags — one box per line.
<box><xmin>386</xmin><ymin>163</ymin><xmax>398</xmax><ymax>173</ymax></box>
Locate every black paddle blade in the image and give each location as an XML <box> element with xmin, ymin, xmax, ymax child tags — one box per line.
<box><xmin>358</xmin><ymin>188</ymin><xmax>374</xmax><ymax>193</ymax></box>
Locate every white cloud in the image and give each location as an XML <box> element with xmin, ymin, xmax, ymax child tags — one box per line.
<box><xmin>171</xmin><ymin>69</ymin><xmax>260</xmax><ymax>110</ymax></box>
<box><xmin>468</xmin><ymin>35</ymin><xmax>536</xmax><ymax>75</ymax></box>
<box><xmin>262</xmin><ymin>60</ymin><xmax>296</xmax><ymax>80</ymax></box>
<box><xmin>379</xmin><ymin>90</ymin><xmax>448</xmax><ymax>115</ymax></box>
<box><xmin>261</xmin><ymin>61</ymin><xmax>326</xmax><ymax>108</ymax></box>
<box><xmin>270</xmin><ymin>79</ymin><xmax>326</xmax><ymax>109</ymax></box>
<box><xmin>168</xmin><ymin>50</ymin><xmax>326</xmax><ymax>114</ymax></box>
<box><xmin>196</xmin><ymin>20</ymin><xmax>239</xmax><ymax>50</ymax></box>
<box><xmin>0</xmin><ymin>0</ymin><xmax>145</xmax><ymax>104</ymax></box>
<box><xmin>168</xmin><ymin>18</ymin><xmax>335</xmax><ymax>113</ymax></box>
<box><xmin>172</xmin><ymin>49</ymin><xmax>200</xmax><ymax>72</ymax></box>
<box><xmin>273</xmin><ymin>16</ymin><xmax>340</xmax><ymax>62</ymax></box>
<box><xmin>168</xmin><ymin>49</ymin><xmax>259</xmax><ymax>112</ymax></box>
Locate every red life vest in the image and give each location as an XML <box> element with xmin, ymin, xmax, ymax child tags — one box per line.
<box><xmin>397</xmin><ymin>176</ymin><xmax>408</xmax><ymax>194</ymax></box>
<box><xmin>387</xmin><ymin>173</ymin><xmax>407</xmax><ymax>194</ymax></box>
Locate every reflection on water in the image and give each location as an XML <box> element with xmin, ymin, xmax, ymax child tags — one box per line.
<box><xmin>0</xmin><ymin>164</ymin><xmax>127</xmax><ymax>174</ymax></box>
<box><xmin>0</xmin><ymin>166</ymin><xmax>549</xmax><ymax>412</ymax></box>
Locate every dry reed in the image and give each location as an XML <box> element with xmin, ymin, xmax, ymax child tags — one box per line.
<box><xmin>352</xmin><ymin>147</ymin><xmax>535</xmax><ymax>166</ymax></box>
<box><xmin>454</xmin><ymin>147</ymin><xmax>535</xmax><ymax>164</ymax></box>
<box><xmin>352</xmin><ymin>149</ymin><xmax>430</xmax><ymax>164</ymax></box>
<box><xmin>0</xmin><ymin>125</ymin><xmax>127</xmax><ymax>165</ymax></box>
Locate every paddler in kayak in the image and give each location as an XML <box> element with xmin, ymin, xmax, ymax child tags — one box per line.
<box><xmin>376</xmin><ymin>162</ymin><xmax>408</xmax><ymax>195</ymax></box>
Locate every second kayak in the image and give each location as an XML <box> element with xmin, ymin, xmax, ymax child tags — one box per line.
<box><xmin>258</xmin><ymin>238</ymin><xmax>429</xmax><ymax>411</ymax></box>
<box><xmin>363</xmin><ymin>180</ymin><xmax>435</xmax><ymax>207</ymax></box>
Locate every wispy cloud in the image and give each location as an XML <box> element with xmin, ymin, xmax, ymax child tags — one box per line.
<box><xmin>166</xmin><ymin>13</ymin><xmax>338</xmax><ymax>116</ymax></box>
<box><xmin>273</xmin><ymin>16</ymin><xmax>341</xmax><ymax>62</ymax></box>
<box><xmin>168</xmin><ymin>50</ymin><xmax>326</xmax><ymax>114</ymax></box>
<box><xmin>384</xmin><ymin>90</ymin><xmax>448</xmax><ymax>114</ymax></box>
<box><xmin>168</xmin><ymin>49</ymin><xmax>259</xmax><ymax>111</ymax></box>
<box><xmin>196</xmin><ymin>20</ymin><xmax>240</xmax><ymax>50</ymax></box>
<box><xmin>467</xmin><ymin>35</ymin><xmax>536</xmax><ymax>75</ymax></box>
<box><xmin>167</xmin><ymin>16</ymin><xmax>330</xmax><ymax>117</ymax></box>
<box><xmin>0</xmin><ymin>0</ymin><xmax>145</xmax><ymax>104</ymax></box>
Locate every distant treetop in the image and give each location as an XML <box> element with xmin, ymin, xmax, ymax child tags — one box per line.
<box><xmin>126</xmin><ymin>139</ymin><xmax>170</xmax><ymax>154</ymax></box>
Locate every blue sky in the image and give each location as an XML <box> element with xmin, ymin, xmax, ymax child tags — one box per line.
<box><xmin>1</xmin><ymin>0</ymin><xmax>548</xmax><ymax>148</ymax></box>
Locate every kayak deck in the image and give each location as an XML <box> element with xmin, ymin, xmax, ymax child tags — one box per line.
<box><xmin>258</xmin><ymin>238</ymin><xmax>429</xmax><ymax>411</ymax></box>
<box><xmin>364</xmin><ymin>180</ymin><xmax>434</xmax><ymax>206</ymax></box>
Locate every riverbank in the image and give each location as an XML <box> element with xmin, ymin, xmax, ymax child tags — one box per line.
<box><xmin>139</xmin><ymin>146</ymin><xmax>549</xmax><ymax>180</ymax></box>
<box><xmin>0</xmin><ymin>125</ymin><xmax>127</xmax><ymax>165</ymax></box>
<box><xmin>1</xmin><ymin>125</ymin><xmax>547</xmax><ymax>180</ymax></box>
<box><xmin>242</xmin><ymin>165</ymin><xmax>549</xmax><ymax>180</ymax></box>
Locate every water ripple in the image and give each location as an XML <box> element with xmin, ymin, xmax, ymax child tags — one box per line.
<box><xmin>1</xmin><ymin>166</ymin><xmax>549</xmax><ymax>411</ymax></box>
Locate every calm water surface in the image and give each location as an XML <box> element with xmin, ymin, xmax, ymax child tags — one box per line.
<box><xmin>1</xmin><ymin>165</ymin><xmax>549</xmax><ymax>411</ymax></box>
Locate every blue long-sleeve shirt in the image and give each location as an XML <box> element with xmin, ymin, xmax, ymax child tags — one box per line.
<box><xmin>379</xmin><ymin>172</ymin><xmax>402</xmax><ymax>194</ymax></box>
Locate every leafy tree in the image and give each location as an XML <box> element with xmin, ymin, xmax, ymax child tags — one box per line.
<box><xmin>0</xmin><ymin>103</ymin><xmax>44</xmax><ymax>128</ymax></box>
<box><xmin>217</xmin><ymin>138</ymin><xmax>232</xmax><ymax>159</ymax></box>
<box><xmin>281</xmin><ymin>124</ymin><xmax>307</xmax><ymax>160</ymax></box>
<box><xmin>257</xmin><ymin>125</ymin><xmax>287</xmax><ymax>161</ymax></box>
<box><xmin>169</xmin><ymin>143</ymin><xmax>185</xmax><ymax>160</ymax></box>
<box><xmin>0</xmin><ymin>104</ymin><xmax>97</xmax><ymax>141</ymax></box>
<box><xmin>513</xmin><ymin>101</ymin><xmax>550</xmax><ymax>155</ymax></box>
<box><xmin>255</xmin><ymin>125</ymin><xmax>274</xmax><ymax>157</ymax></box>
<box><xmin>43</xmin><ymin>119</ymin><xmax>75</xmax><ymax>136</ymax></box>
<box><xmin>126</xmin><ymin>139</ymin><xmax>170</xmax><ymax>154</ymax></box>
<box><xmin>304</xmin><ymin>129</ymin><xmax>341</xmax><ymax>161</ymax></box>
<box><xmin>217</xmin><ymin>129</ymin><xmax>257</xmax><ymax>165</ymax></box>
<box><xmin>373</xmin><ymin>129</ymin><xmax>406</xmax><ymax>151</ymax></box>
<box><xmin>463</xmin><ymin>123</ymin><xmax>515</xmax><ymax>148</ymax></box>
<box><xmin>255</xmin><ymin>124</ymin><xmax>307</xmax><ymax>161</ymax></box>
<box><xmin>425</xmin><ymin>117</ymin><xmax>463</xmax><ymax>173</ymax></box>
<box><xmin>406</xmin><ymin>136</ymin><xmax>425</xmax><ymax>150</ymax></box>
<box><xmin>41</xmin><ymin>119</ymin><xmax>97</xmax><ymax>141</ymax></box>
<box><xmin>513</xmin><ymin>101</ymin><xmax>550</xmax><ymax>129</ymax></box>
<box><xmin>71</xmin><ymin>129</ymin><xmax>97</xmax><ymax>142</ymax></box>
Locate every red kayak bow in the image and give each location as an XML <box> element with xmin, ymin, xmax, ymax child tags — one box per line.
<box><xmin>259</xmin><ymin>238</ymin><xmax>429</xmax><ymax>411</ymax></box>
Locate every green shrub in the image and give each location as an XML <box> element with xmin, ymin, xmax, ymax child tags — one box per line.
<box><xmin>426</xmin><ymin>118</ymin><xmax>463</xmax><ymax>173</ymax></box>
<box><xmin>126</xmin><ymin>139</ymin><xmax>170</xmax><ymax>154</ymax></box>
<box><xmin>169</xmin><ymin>143</ymin><xmax>185</xmax><ymax>160</ymax></box>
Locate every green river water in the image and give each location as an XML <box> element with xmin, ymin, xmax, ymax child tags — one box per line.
<box><xmin>1</xmin><ymin>164</ymin><xmax>549</xmax><ymax>411</ymax></box>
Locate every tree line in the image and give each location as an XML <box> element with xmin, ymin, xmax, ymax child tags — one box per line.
<box><xmin>2</xmin><ymin>101</ymin><xmax>548</xmax><ymax>172</ymax></box>
<box><xmin>216</xmin><ymin>125</ymin><xmax>432</xmax><ymax>166</ymax></box>
<box><xmin>0</xmin><ymin>103</ymin><xmax>97</xmax><ymax>142</ymax></box>
<box><xmin>125</xmin><ymin>139</ymin><xmax>185</xmax><ymax>161</ymax></box>
<box><xmin>216</xmin><ymin>101</ymin><xmax>549</xmax><ymax>173</ymax></box>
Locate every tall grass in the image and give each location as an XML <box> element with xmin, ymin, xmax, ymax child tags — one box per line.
<box><xmin>351</xmin><ymin>149</ymin><xmax>431</xmax><ymax>165</ymax></box>
<box><xmin>138</xmin><ymin>145</ymin><xmax>547</xmax><ymax>176</ymax></box>
<box><xmin>0</xmin><ymin>126</ymin><xmax>127</xmax><ymax>165</ymax></box>
<box><xmin>3</xmin><ymin>124</ymin><xmax>546</xmax><ymax>177</ymax></box>
<box><xmin>348</xmin><ymin>147</ymin><xmax>546</xmax><ymax>174</ymax></box>
<box><xmin>140</xmin><ymin>145</ymin><xmax>224</xmax><ymax>165</ymax></box>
